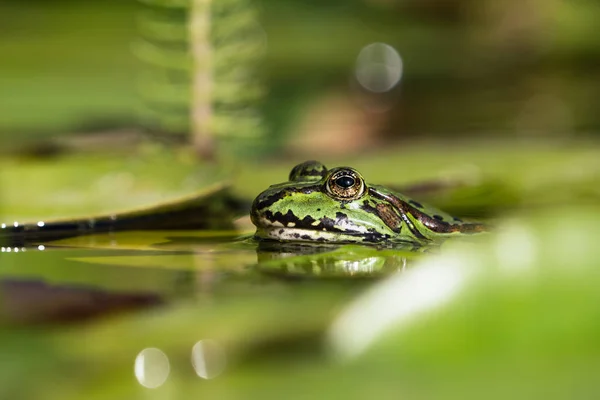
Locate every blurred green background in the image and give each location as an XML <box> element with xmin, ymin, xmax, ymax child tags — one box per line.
<box><xmin>2</xmin><ymin>0</ymin><xmax>600</xmax><ymax>153</ymax></box>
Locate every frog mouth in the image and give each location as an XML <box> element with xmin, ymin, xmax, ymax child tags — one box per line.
<box><xmin>255</xmin><ymin>226</ymin><xmax>364</xmax><ymax>243</ymax></box>
<box><xmin>251</xmin><ymin>213</ymin><xmax>391</xmax><ymax>243</ymax></box>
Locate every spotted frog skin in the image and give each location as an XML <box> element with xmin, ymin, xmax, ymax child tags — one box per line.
<box><xmin>250</xmin><ymin>161</ymin><xmax>486</xmax><ymax>245</ymax></box>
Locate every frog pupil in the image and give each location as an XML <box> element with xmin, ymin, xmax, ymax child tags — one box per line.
<box><xmin>336</xmin><ymin>176</ymin><xmax>355</xmax><ymax>188</ymax></box>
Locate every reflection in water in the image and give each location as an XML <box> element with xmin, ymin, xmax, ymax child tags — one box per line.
<box><xmin>191</xmin><ymin>339</ymin><xmax>227</xmax><ymax>379</ymax></box>
<box><xmin>256</xmin><ymin>241</ymin><xmax>418</xmax><ymax>278</ymax></box>
<box><xmin>134</xmin><ymin>348</ymin><xmax>170</xmax><ymax>389</ymax></box>
<box><xmin>1</xmin><ymin>247</ymin><xmax>26</xmax><ymax>253</ymax></box>
<box><xmin>2</xmin><ymin>245</ymin><xmax>48</xmax><ymax>252</ymax></box>
<box><xmin>0</xmin><ymin>228</ymin><xmax>429</xmax><ymax>328</ymax></box>
<box><xmin>0</xmin><ymin>280</ymin><xmax>162</xmax><ymax>324</ymax></box>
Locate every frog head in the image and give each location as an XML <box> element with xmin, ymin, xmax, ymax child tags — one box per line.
<box><xmin>250</xmin><ymin>161</ymin><xmax>399</xmax><ymax>243</ymax></box>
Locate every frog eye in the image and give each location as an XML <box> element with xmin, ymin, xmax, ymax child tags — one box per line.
<box><xmin>289</xmin><ymin>160</ymin><xmax>328</xmax><ymax>182</ymax></box>
<box><xmin>326</xmin><ymin>167</ymin><xmax>366</xmax><ymax>200</ymax></box>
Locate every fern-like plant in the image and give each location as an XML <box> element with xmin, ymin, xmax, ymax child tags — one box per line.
<box><xmin>134</xmin><ymin>0</ymin><xmax>265</xmax><ymax>158</ymax></box>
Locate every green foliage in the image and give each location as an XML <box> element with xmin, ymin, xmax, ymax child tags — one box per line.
<box><xmin>135</xmin><ymin>0</ymin><xmax>265</xmax><ymax>143</ymax></box>
<box><xmin>0</xmin><ymin>1</ymin><xmax>138</xmax><ymax>140</ymax></box>
<box><xmin>3</xmin><ymin>0</ymin><xmax>600</xmax><ymax>147</ymax></box>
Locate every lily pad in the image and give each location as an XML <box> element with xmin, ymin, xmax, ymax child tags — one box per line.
<box><xmin>0</xmin><ymin>149</ymin><xmax>247</xmax><ymax>245</ymax></box>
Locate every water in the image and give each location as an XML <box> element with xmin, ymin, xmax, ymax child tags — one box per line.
<box><xmin>2</xmin><ymin>207</ymin><xmax>600</xmax><ymax>399</ymax></box>
<box><xmin>0</xmin><ymin>229</ymin><xmax>422</xmax><ymax>325</ymax></box>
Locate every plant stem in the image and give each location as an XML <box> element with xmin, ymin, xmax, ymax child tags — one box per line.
<box><xmin>189</xmin><ymin>0</ymin><xmax>215</xmax><ymax>159</ymax></box>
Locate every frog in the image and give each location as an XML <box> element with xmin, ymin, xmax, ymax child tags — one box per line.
<box><xmin>250</xmin><ymin>160</ymin><xmax>486</xmax><ymax>245</ymax></box>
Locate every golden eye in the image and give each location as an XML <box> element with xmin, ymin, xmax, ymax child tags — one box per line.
<box><xmin>325</xmin><ymin>167</ymin><xmax>366</xmax><ymax>201</ymax></box>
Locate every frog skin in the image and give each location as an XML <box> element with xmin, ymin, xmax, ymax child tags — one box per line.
<box><xmin>250</xmin><ymin>160</ymin><xmax>487</xmax><ymax>245</ymax></box>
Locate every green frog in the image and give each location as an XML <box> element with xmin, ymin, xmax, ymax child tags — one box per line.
<box><xmin>250</xmin><ymin>160</ymin><xmax>486</xmax><ymax>245</ymax></box>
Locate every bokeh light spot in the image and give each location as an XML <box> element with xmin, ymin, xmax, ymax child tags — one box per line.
<box><xmin>191</xmin><ymin>339</ymin><xmax>227</xmax><ymax>379</ymax></box>
<box><xmin>134</xmin><ymin>348</ymin><xmax>170</xmax><ymax>389</ymax></box>
<box><xmin>355</xmin><ymin>42</ymin><xmax>403</xmax><ymax>93</ymax></box>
